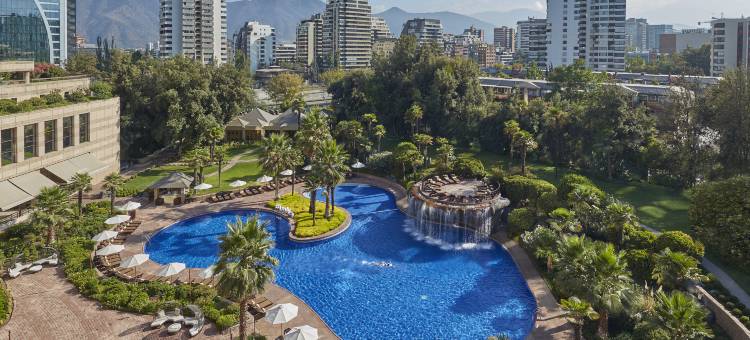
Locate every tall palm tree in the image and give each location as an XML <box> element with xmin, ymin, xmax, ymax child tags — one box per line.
<box><xmin>69</xmin><ymin>172</ymin><xmax>92</xmax><ymax>215</ymax></box>
<box><xmin>503</xmin><ymin>120</ymin><xmax>521</xmax><ymax>169</ymax></box>
<box><xmin>207</xmin><ymin>124</ymin><xmax>225</xmax><ymax>161</ymax></box>
<box><xmin>103</xmin><ymin>173</ymin><xmax>125</xmax><ymax>215</ymax></box>
<box><xmin>261</xmin><ymin>133</ymin><xmax>292</xmax><ymax>199</ymax></box>
<box><xmin>373</xmin><ymin>125</ymin><xmax>386</xmax><ymax>152</ymax></box>
<box><xmin>604</xmin><ymin>201</ymin><xmax>636</xmax><ymax>247</ymax></box>
<box><xmin>214</xmin><ymin>145</ymin><xmax>228</xmax><ymax>189</ymax></box>
<box><xmin>405</xmin><ymin>103</ymin><xmax>424</xmax><ymax>136</ymax></box>
<box><xmin>286</xmin><ymin>149</ymin><xmax>303</xmax><ymax>195</ymax></box>
<box><xmin>184</xmin><ymin>148</ymin><xmax>211</xmax><ymax>185</ymax></box>
<box><xmin>315</xmin><ymin>140</ymin><xmax>349</xmax><ymax>219</ymax></box>
<box><xmin>295</xmin><ymin>109</ymin><xmax>331</xmax><ymax>163</ymax></box>
<box><xmin>33</xmin><ymin>186</ymin><xmax>72</xmax><ymax>245</ymax></box>
<box><xmin>646</xmin><ymin>290</ymin><xmax>712</xmax><ymax>340</ymax></box>
<box><xmin>304</xmin><ymin>174</ymin><xmax>324</xmax><ymax>225</ymax></box>
<box><xmin>514</xmin><ymin>130</ymin><xmax>538</xmax><ymax>176</ymax></box>
<box><xmin>589</xmin><ymin>244</ymin><xmax>632</xmax><ymax>339</ymax></box>
<box><xmin>215</xmin><ymin>216</ymin><xmax>279</xmax><ymax>340</ymax></box>
<box><xmin>560</xmin><ymin>297</ymin><xmax>599</xmax><ymax>340</ymax></box>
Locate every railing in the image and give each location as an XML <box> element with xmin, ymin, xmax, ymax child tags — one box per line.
<box><xmin>0</xmin><ymin>75</ymin><xmax>90</xmax><ymax>86</ymax></box>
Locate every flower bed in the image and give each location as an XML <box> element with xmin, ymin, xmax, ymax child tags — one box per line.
<box><xmin>268</xmin><ymin>194</ymin><xmax>347</xmax><ymax>238</ymax></box>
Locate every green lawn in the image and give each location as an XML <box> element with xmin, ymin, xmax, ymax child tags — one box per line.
<box><xmin>268</xmin><ymin>194</ymin><xmax>346</xmax><ymax>238</ymax></box>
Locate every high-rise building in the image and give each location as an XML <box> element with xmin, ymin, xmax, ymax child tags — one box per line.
<box><xmin>463</xmin><ymin>26</ymin><xmax>485</xmax><ymax>42</ymax></box>
<box><xmin>296</xmin><ymin>14</ymin><xmax>323</xmax><ymax>66</ymax></box>
<box><xmin>661</xmin><ymin>29</ymin><xmax>712</xmax><ymax>55</ymax></box>
<box><xmin>468</xmin><ymin>43</ymin><xmax>495</xmax><ymax>68</ymax></box>
<box><xmin>710</xmin><ymin>18</ymin><xmax>750</xmax><ymax>76</ymax></box>
<box><xmin>401</xmin><ymin>18</ymin><xmax>444</xmax><ymax>46</ymax></box>
<box><xmin>494</xmin><ymin>26</ymin><xmax>515</xmax><ymax>53</ymax></box>
<box><xmin>234</xmin><ymin>21</ymin><xmax>275</xmax><ymax>72</ymax></box>
<box><xmin>0</xmin><ymin>0</ymin><xmax>77</xmax><ymax>65</ymax></box>
<box><xmin>159</xmin><ymin>0</ymin><xmax>228</xmax><ymax>65</ymax></box>
<box><xmin>321</xmin><ymin>0</ymin><xmax>373</xmax><ymax>70</ymax></box>
<box><xmin>646</xmin><ymin>24</ymin><xmax>675</xmax><ymax>52</ymax></box>
<box><xmin>371</xmin><ymin>16</ymin><xmax>393</xmax><ymax>41</ymax></box>
<box><xmin>274</xmin><ymin>43</ymin><xmax>297</xmax><ymax>65</ymax></box>
<box><xmin>546</xmin><ymin>0</ymin><xmax>626</xmax><ymax>71</ymax></box>
<box><xmin>626</xmin><ymin>18</ymin><xmax>648</xmax><ymax>52</ymax></box>
<box><xmin>516</xmin><ymin>18</ymin><xmax>548</xmax><ymax>67</ymax></box>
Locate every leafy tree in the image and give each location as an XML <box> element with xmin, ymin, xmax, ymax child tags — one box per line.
<box><xmin>103</xmin><ymin>173</ymin><xmax>125</xmax><ymax>215</ymax></box>
<box><xmin>434</xmin><ymin>137</ymin><xmax>455</xmax><ymax>173</ymax></box>
<box><xmin>393</xmin><ymin>142</ymin><xmax>423</xmax><ymax>179</ymax></box>
<box><xmin>514</xmin><ymin>130</ymin><xmax>537</xmax><ymax>176</ymax></box>
<box><xmin>603</xmin><ymin>201</ymin><xmax>636</xmax><ymax>247</ymax></box>
<box><xmin>214</xmin><ymin>145</ymin><xmax>228</xmax><ymax>189</ymax></box>
<box><xmin>33</xmin><ymin>186</ymin><xmax>72</xmax><ymax>245</ymax></box>
<box><xmin>453</xmin><ymin>157</ymin><xmax>486</xmax><ymax>179</ymax></box>
<box><xmin>652</xmin><ymin>248</ymin><xmax>705</xmax><ymax>290</ymax></box>
<box><xmin>296</xmin><ymin>108</ymin><xmax>331</xmax><ymax>162</ymax></box>
<box><xmin>362</xmin><ymin>113</ymin><xmax>378</xmax><ymax>134</ymax></box>
<box><xmin>335</xmin><ymin>120</ymin><xmax>365</xmax><ymax>158</ymax></box>
<box><xmin>68</xmin><ymin>172</ymin><xmax>93</xmax><ymax>215</ymax></box>
<box><xmin>207</xmin><ymin>123</ymin><xmax>225</xmax><ymax>161</ymax></box>
<box><xmin>413</xmin><ymin>133</ymin><xmax>433</xmax><ymax>159</ymax></box>
<box><xmin>526</xmin><ymin>62</ymin><xmax>543</xmax><ymax>80</ymax></box>
<box><xmin>261</xmin><ymin>134</ymin><xmax>293</xmax><ymax>199</ymax></box>
<box><xmin>373</xmin><ymin>125</ymin><xmax>386</xmax><ymax>152</ymax></box>
<box><xmin>266</xmin><ymin>73</ymin><xmax>305</xmax><ymax>111</ymax></box>
<box><xmin>521</xmin><ymin>226</ymin><xmax>558</xmax><ymax>272</ymax></box>
<box><xmin>65</xmin><ymin>53</ymin><xmax>99</xmax><ymax>76</ymax></box>
<box><xmin>184</xmin><ymin>147</ymin><xmax>211</xmax><ymax>185</ymax></box>
<box><xmin>404</xmin><ymin>103</ymin><xmax>424</xmax><ymax>136</ymax></box>
<box><xmin>560</xmin><ymin>296</ymin><xmax>599</xmax><ymax>340</ymax></box>
<box><xmin>503</xmin><ymin>120</ymin><xmax>521</xmax><ymax>169</ymax></box>
<box><xmin>540</xmin><ymin>104</ymin><xmax>573</xmax><ymax>176</ymax></box>
<box><xmin>320</xmin><ymin>69</ymin><xmax>346</xmax><ymax>88</ymax></box>
<box><xmin>548</xmin><ymin>59</ymin><xmax>602</xmax><ymax>100</ymax></box>
<box><xmin>314</xmin><ymin>140</ymin><xmax>349</xmax><ymax>219</ymax></box>
<box><xmin>215</xmin><ymin>216</ymin><xmax>279</xmax><ymax>339</ymax></box>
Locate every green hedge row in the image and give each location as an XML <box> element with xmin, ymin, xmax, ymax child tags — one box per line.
<box><xmin>0</xmin><ymin>280</ymin><xmax>10</xmax><ymax>326</ymax></box>
<box><xmin>60</xmin><ymin>237</ymin><xmax>238</xmax><ymax>329</ymax></box>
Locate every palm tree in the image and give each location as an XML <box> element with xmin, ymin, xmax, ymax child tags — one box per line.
<box><xmin>604</xmin><ymin>201</ymin><xmax>636</xmax><ymax>247</ymax></box>
<box><xmin>373</xmin><ymin>125</ymin><xmax>386</xmax><ymax>152</ymax></box>
<box><xmin>560</xmin><ymin>297</ymin><xmax>599</xmax><ymax>340</ymax></box>
<box><xmin>286</xmin><ymin>148</ymin><xmax>303</xmax><ymax>195</ymax></box>
<box><xmin>362</xmin><ymin>113</ymin><xmax>378</xmax><ymax>135</ymax></box>
<box><xmin>542</xmin><ymin>106</ymin><xmax>571</xmax><ymax>177</ymax></box>
<box><xmin>214</xmin><ymin>145</ymin><xmax>228</xmax><ymax>189</ymax></box>
<box><xmin>184</xmin><ymin>148</ymin><xmax>210</xmax><ymax>185</ymax></box>
<box><xmin>646</xmin><ymin>290</ymin><xmax>712</xmax><ymax>340</ymax></box>
<box><xmin>261</xmin><ymin>133</ymin><xmax>292</xmax><ymax>199</ymax></box>
<box><xmin>33</xmin><ymin>186</ymin><xmax>72</xmax><ymax>245</ymax></box>
<box><xmin>503</xmin><ymin>120</ymin><xmax>521</xmax><ymax>169</ymax></box>
<box><xmin>315</xmin><ymin>140</ymin><xmax>349</xmax><ymax>219</ymax></box>
<box><xmin>69</xmin><ymin>172</ymin><xmax>92</xmax><ymax>215</ymax></box>
<box><xmin>304</xmin><ymin>174</ymin><xmax>325</xmax><ymax>224</ymax></box>
<box><xmin>405</xmin><ymin>103</ymin><xmax>424</xmax><ymax>136</ymax></box>
<box><xmin>215</xmin><ymin>216</ymin><xmax>279</xmax><ymax>340</ymax></box>
<box><xmin>589</xmin><ymin>244</ymin><xmax>632</xmax><ymax>339</ymax></box>
<box><xmin>652</xmin><ymin>248</ymin><xmax>705</xmax><ymax>290</ymax></box>
<box><xmin>514</xmin><ymin>130</ymin><xmax>538</xmax><ymax>176</ymax></box>
<box><xmin>413</xmin><ymin>133</ymin><xmax>433</xmax><ymax>160</ymax></box>
<box><xmin>207</xmin><ymin>124</ymin><xmax>225</xmax><ymax>161</ymax></box>
<box><xmin>103</xmin><ymin>173</ymin><xmax>125</xmax><ymax>215</ymax></box>
<box><xmin>295</xmin><ymin>109</ymin><xmax>331</xmax><ymax>163</ymax></box>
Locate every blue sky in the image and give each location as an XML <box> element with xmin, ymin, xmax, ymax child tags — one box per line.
<box><xmin>369</xmin><ymin>0</ymin><xmax>750</xmax><ymax>26</ymax></box>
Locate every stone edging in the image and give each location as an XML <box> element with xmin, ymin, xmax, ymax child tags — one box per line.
<box><xmin>0</xmin><ymin>278</ymin><xmax>13</xmax><ymax>329</ymax></box>
<box><xmin>288</xmin><ymin>208</ymin><xmax>353</xmax><ymax>243</ymax></box>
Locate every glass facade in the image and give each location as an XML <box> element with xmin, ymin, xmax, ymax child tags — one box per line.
<box><xmin>44</xmin><ymin>119</ymin><xmax>56</xmax><ymax>153</ymax></box>
<box><xmin>78</xmin><ymin>112</ymin><xmax>89</xmax><ymax>143</ymax></box>
<box><xmin>1</xmin><ymin>128</ymin><xmax>16</xmax><ymax>166</ymax></box>
<box><xmin>62</xmin><ymin>115</ymin><xmax>73</xmax><ymax>148</ymax></box>
<box><xmin>23</xmin><ymin>123</ymin><xmax>36</xmax><ymax>159</ymax></box>
<box><xmin>0</xmin><ymin>0</ymin><xmax>74</xmax><ymax>64</ymax></box>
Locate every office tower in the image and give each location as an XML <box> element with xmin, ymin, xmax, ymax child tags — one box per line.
<box><xmin>371</xmin><ymin>16</ymin><xmax>393</xmax><ymax>41</ymax></box>
<box><xmin>0</xmin><ymin>0</ymin><xmax>76</xmax><ymax>65</ymax></box>
<box><xmin>710</xmin><ymin>18</ymin><xmax>750</xmax><ymax>76</ymax></box>
<box><xmin>234</xmin><ymin>21</ymin><xmax>275</xmax><ymax>72</ymax></box>
<box><xmin>463</xmin><ymin>26</ymin><xmax>485</xmax><ymax>41</ymax></box>
<box><xmin>494</xmin><ymin>26</ymin><xmax>515</xmax><ymax>53</ymax></box>
<box><xmin>401</xmin><ymin>18</ymin><xmax>444</xmax><ymax>45</ymax></box>
<box><xmin>546</xmin><ymin>0</ymin><xmax>626</xmax><ymax>71</ymax></box>
<box><xmin>647</xmin><ymin>24</ymin><xmax>675</xmax><ymax>52</ymax></box>
<box><xmin>517</xmin><ymin>18</ymin><xmax>548</xmax><ymax>67</ymax></box>
<box><xmin>274</xmin><ymin>43</ymin><xmax>297</xmax><ymax>65</ymax></box>
<box><xmin>626</xmin><ymin>18</ymin><xmax>648</xmax><ymax>51</ymax></box>
<box><xmin>159</xmin><ymin>0</ymin><xmax>228</xmax><ymax>65</ymax></box>
<box><xmin>321</xmin><ymin>0</ymin><xmax>373</xmax><ymax>70</ymax></box>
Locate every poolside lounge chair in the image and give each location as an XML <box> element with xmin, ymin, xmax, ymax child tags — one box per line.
<box><xmin>27</xmin><ymin>265</ymin><xmax>43</xmax><ymax>273</ymax></box>
<box><xmin>32</xmin><ymin>253</ymin><xmax>59</xmax><ymax>266</ymax></box>
<box><xmin>151</xmin><ymin>310</ymin><xmax>169</xmax><ymax>328</ymax></box>
<box><xmin>7</xmin><ymin>262</ymin><xmax>31</xmax><ymax>278</ymax></box>
<box><xmin>185</xmin><ymin>305</ymin><xmax>205</xmax><ymax>337</ymax></box>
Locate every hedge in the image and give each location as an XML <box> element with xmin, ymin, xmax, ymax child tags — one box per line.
<box><xmin>508</xmin><ymin>208</ymin><xmax>537</xmax><ymax>238</ymax></box>
<box><xmin>60</xmin><ymin>238</ymin><xmax>238</xmax><ymax>329</ymax></box>
<box><xmin>625</xmin><ymin>249</ymin><xmax>654</xmax><ymax>285</ymax></box>
<box><xmin>503</xmin><ymin>175</ymin><xmax>558</xmax><ymax>213</ymax></box>
<box><xmin>0</xmin><ymin>280</ymin><xmax>10</xmax><ymax>327</ymax></box>
<box><xmin>453</xmin><ymin>157</ymin><xmax>486</xmax><ymax>179</ymax></box>
<box><xmin>558</xmin><ymin>173</ymin><xmax>595</xmax><ymax>200</ymax></box>
<box><xmin>654</xmin><ymin>231</ymin><xmax>705</xmax><ymax>258</ymax></box>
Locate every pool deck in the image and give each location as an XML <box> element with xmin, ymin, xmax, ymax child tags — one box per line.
<box><xmin>350</xmin><ymin>173</ymin><xmax>575</xmax><ymax>340</ymax></box>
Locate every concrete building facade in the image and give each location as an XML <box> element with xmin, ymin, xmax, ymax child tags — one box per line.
<box><xmin>401</xmin><ymin>18</ymin><xmax>444</xmax><ymax>46</ymax></box>
<box><xmin>321</xmin><ymin>0</ymin><xmax>373</xmax><ymax>70</ymax></box>
<box><xmin>711</xmin><ymin>18</ymin><xmax>750</xmax><ymax>76</ymax></box>
<box><xmin>274</xmin><ymin>43</ymin><xmax>297</xmax><ymax>65</ymax></box>
<box><xmin>371</xmin><ymin>16</ymin><xmax>393</xmax><ymax>41</ymax></box>
<box><xmin>647</xmin><ymin>24</ymin><xmax>675</xmax><ymax>52</ymax></box>
<box><xmin>234</xmin><ymin>21</ymin><xmax>276</xmax><ymax>72</ymax></box>
<box><xmin>296</xmin><ymin>14</ymin><xmax>323</xmax><ymax>66</ymax></box>
<box><xmin>626</xmin><ymin>18</ymin><xmax>649</xmax><ymax>52</ymax></box>
<box><xmin>516</xmin><ymin>18</ymin><xmax>548</xmax><ymax>67</ymax></box>
<box><xmin>494</xmin><ymin>26</ymin><xmax>515</xmax><ymax>53</ymax></box>
<box><xmin>159</xmin><ymin>0</ymin><xmax>228</xmax><ymax>65</ymax></box>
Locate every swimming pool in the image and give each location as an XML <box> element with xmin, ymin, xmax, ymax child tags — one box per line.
<box><xmin>145</xmin><ymin>183</ymin><xmax>536</xmax><ymax>339</ymax></box>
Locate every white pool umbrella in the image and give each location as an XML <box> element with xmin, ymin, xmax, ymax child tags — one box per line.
<box><xmin>197</xmin><ymin>265</ymin><xmax>216</xmax><ymax>279</ymax></box>
<box><xmin>156</xmin><ymin>262</ymin><xmax>186</xmax><ymax>277</ymax></box>
<box><xmin>302</xmin><ymin>165</ymin><xmax>312</xmax><ymax>171</ymax></box>
<box><xmin>266</xmin><ymin>303</ymin><xmax>299</xmax><ymax>336</ymax></box>
<box><xmin>91</xmin><ymin>230</ymin><xmax>119</xmax><ymax>242</ymax></box>
<box><xmin>120</xmin><ymin>254</ymin><xmax>149</xmax><ymax>276</ymax></box>
<box><xmin>95</xmin><ymin>244</ymin><xmax>124</xmax><ymax>256</ymax></box>
<box><xmin>280</xmin><ymin>169</ymin><xmax>294</xmax><ymax>176</ymax></box>
<box><xmin>257</xmin><ymin>175</ymin><xmax>273</xmax><ymax>183</ymax></box>
<box><xmin>194</xmin><ymin>183</ymin><xmax>213</xmax><ymax>190</ymax></box>
<box><xmin>229</xmin><ymin>180</ymin><xmax>247</xmax><ymax>188</ymax></box>
<box><xmin>351</xmin><ymin>161</ymin><xmax>365</xmax><ymax>169</ymax></box>
<box><xmin>105</xmin><ymin>215</ymin><xmax>131</xmax><ymax>225</ymax></box>
<box><xmin>115</xmin><ymin>201</ymin><xmax>142</xmax><ymax>211</ymax></box>
<box><xmin>284</xmin><ymin>325</ymin><xmax>318</xmax><ymax>340</ymax></box>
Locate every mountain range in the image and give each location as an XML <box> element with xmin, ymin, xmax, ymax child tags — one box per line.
<box><xmin>77</xmin><ymin>0</ymin><xmax>538</xmax><ymax>48</ymax></box>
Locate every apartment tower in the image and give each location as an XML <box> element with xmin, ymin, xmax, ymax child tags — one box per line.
<box><xmin>234</xmin><ymin>21</ymin><xmax>275</xmax><ymax>72</ymax></box>
<box><xmin>296</xmin><ymin>14</ymin><xmax>324</xmax><ymax>66</ymax></box>
<box><xmin>321</xmin><ymin>0</ymin><xmax>373</xmax><ymax>70</ymax></box>
<box><xmin>159</xmin><ymin>0</ymin><xmax>228</xmax><ymax>65</ymax></box>
<box><xmin>517</xmin><ymin>18</ymin><xmax>548</xmax><ymax>67</ymax></box>
<box><xmin>711</xmin><ymin>18</ymin><xmax>750</xmax><ymax>76</ymax></box>
<box><xmin>494</xmin><ymin>26</ymin><xmax>515</xmax><ymax>53</ymax></box>
<box><xmin>401</xmin><ymin>18</ymin><xmax>444</xmax><ymax>46</ymax></box>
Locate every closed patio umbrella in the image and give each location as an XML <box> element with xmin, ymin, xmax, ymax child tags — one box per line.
<box><xmin>302</xmin><ymin>165</ymin><xmax>312</xmax><ymax>171</ymax></box>
<box><xmin>194</xmin><ymin>183</ymin><xmax>213</xmax><ymax>190</ymax></box>
<box><xmin>91</xmin><ymin>230</ymin><xmax>118</xmax><ymax>242</ymax></box>
<box><xmin>284</xmin><ymin>325</ymin><xmax>318</xmax><ymax>340</ymax></box>
<box><xmin>115</xmin><ymin>201</ymin><xmax>142</xmax><ymax>211</ymax></box>
<box><xmin>95</xmin><ymin>244</ymin><xmax>125</xmax><ymax>256</ymax></box>
<box><xmin>265</xmin><ymin>303</ymin><xmax>299</xmax><ymax>337</ymax></box>
<box><xmin>105</xmin><ymin>215</ymin><xmax>131</xmax><ymax>225</ymax></box>
<box><xmin>280</xmin><ymin>169</ymin><xmax>294</xmax><ymax>176</ymax></box>
<box><xmin>352</xmin><ymin>161</ymin><xmax>365</xmax><ymax>169</ymax></box>
<box><xmin>230</xmin><ymin>180</ymin><xmax>247</xmax><ymax>188</ymax></box>
<box><xmin>257</xmin><ymin>175</ymin><xmax>273</xmax><ymax>183</ymax></box>
<box><xmin>156</xmin><ymin>262</ymin><xmax>186</xmax><ymax>278</ymax></box>
<box><xmin>120</xmin><ymin>254</ymin><xmax>149</xmax><ymax>277</ymax></box>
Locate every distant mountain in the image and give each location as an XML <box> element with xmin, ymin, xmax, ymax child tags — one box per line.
<box><xmin>470</xmin><ymin>9</ymin><xmax>546</xmax><ymax>27</ymax></box>
<box><xmin>377</xmin><ymin>7</ymin><xmax>495</xmax><ymax>42</ymax></box>
<box><xmin>77</xmin><ymin>0</ymin><xmax>325</xmax><ymax>49</ymax></box>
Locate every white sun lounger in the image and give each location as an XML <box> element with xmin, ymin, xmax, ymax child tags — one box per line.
<box><xmin>7</xmin><ymin>262</ymin><xmax>31</xmax><ymax>278</ymax></box>
<box><xmin>151</xmin><ymin>310</ymin><xmax>169</xmax><ymax>328</ymax></box>
<box><xmin>185</xmin><ymin>305</ymin><xmax>205</xmax><ymax>337</ymax></box>
<box><xmin>33</xmin><ymin>254</ymin><xmax>59</xmax><ymax>266</ymax></box>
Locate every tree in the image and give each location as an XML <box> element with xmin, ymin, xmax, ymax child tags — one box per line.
<box><xmin>393</xmin><ymin>142</ymin><xmax>424</xmax><ymax>179</ymax></box>
<box><xmin>541</xmin><ymin>105</ymin><xmax>572</xmax><ymax>177</ymax></box>
<box><xmin>526</xmin><ymin>62</ymin><xmax>543</xmax><ymax>80</ymax></box>
<box><xmin>514</xmin><ymin>130</ymin><xmax>537</xmax><ymax>176</ymax></box>
<box><xmin>266</xmin><ymin>73</ymin><xmax>305</xmax><ymax>111</ymax></box>
<box><xmin>215</xmin><ymin>216</ymin><xmax>279</xmax><ymax>340</ymax></box>
<box><xmin>560</xmin><ymin>297</ymin><xmax>599</xmax><ymax>340</ymax></box>
<box><xmin>652</xmin><ymin>248</ymin><xmax>705</xmax><ymax>290</ymax></box>
<box><xmin>68</xmin><ymin>172</ymin><xmax>92</xmax><ymax>216</ymax></box>
<box><xmin>65</xmin><ymin>53</ymin><xmax>99</xmax><ymax>76</ymax></box>
<box><xmin>214</xmin><ymin>145</ymin><xmax>228</xmax><ymax>189</ymax></box>
<box><xmin>413</xmin><ymin>133</ymin><xmax>433</xmax><ymax>159</ymax></box>
<box><xmin>33</xmin><ymin>186</ymin><xmax>72</xmax><ymax>245</ymax></box>
<box><xmin>638</xmin><ymin>290</ymin><xmax>712</xmax><ymax>340</ymax></box>
<box><xmin>296</xmin><ymin>108</ymin><xmax>331</xmax><ymax>163</ymax></box>
<box><xmin>604</xmin><ymin>201</ymin><xmax>636</xmax><ymax>247</ymax></box>
<box><xmin>315</xmin><ymin>140</ymin><xmax>349</xmax><ymax>219</ymax></box>
<box><xmin>404</xmin><ymin>103</ymin><xmax>424</xmax><ymax>136</ymax></box>
<box><xmin>703</xmin><ymin>68</ymin><xmax>750</xmax><ymax>176</ymax></box>
<box><xmin>304</xmin><ymin>174</ymin><xmax>325</xmax><ymax>224</ymax></box>
<box><xmin>362</xmin><ymin>113</ymin><xmax>378</xmax><ymax>135</ymax></box>
<box><xmin>548</xmin><ymin>59</ymin><xmax>602</xmax><ymax>100</ymax></box>
<box><xmin>503</xmin><ymin>120</ymin><xmax>521</xmax><ymax>169</ymax></box>
<box><xmin>373</xmin><ymin>125</ymin><xmax>386</xmax><ymax>152</ymax></box>
<box><xmin>335</xmin><ymin>120</ymin><xmax>365</xmax><ymax>158</ymax></box>
<box><xmin>434</xmin><ymin>137</ymin><xmax>455</xmax><ymax>173</ymax></box>
<box><xmin>184</xmin><ymin>148</ymin><xmax>211</xmax><ymax>185</ymax></box>
<box><xmin>103</xmin><ymin>173</ymin><xmax>125</xmax><ymax>215</ymax></box>
<box><xmin>261</xmin><ymin>133</ymin><xmax>293</xmax><ymax>199</ymax></box>
<box><xmin>207</xmin><ymin>124</ymin><xmax>225</xmax><ymax>161</ymax></box>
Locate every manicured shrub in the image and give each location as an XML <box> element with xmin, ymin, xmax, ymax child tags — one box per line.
<box><xmin>655</xmin><ymin>231</ymin><xmax>705</xmax><ymax>258</ymax></box>
<box><xmin>740</xmin><ymin>316</ymin><xmax>750</xmax><ymax>324</ymax></box>
<box><xmin>367</xmin><ymin>151</ymin><xmax>393</xmax><ymax>175</ymax></box>
<box><xmin>625</xmin><ymin>249</ymin><xmax>653</xmax><ymax>284</ymax></box>
<box><xmin>558</xmin><ymin>173</ymin><xmax>596</xmax><ymax>200</ymax></box>
<box><xmin>503</xmin><ymin>175</ymin><xmax>558</xmax><ymax>213</ymax></box>
<box><xmin>508</xmin><ymin>208</ymin><xmax>537</xmax><ymax>237</ymax></box>
<box><xmin>732</xmin><ymin>308</ymin><xmax>743</xmax><ymax>317</ymax></box>
<box><xmin>0</xmin><ymin>280</ymin><xmax>10</xmax><ymax>326</ymax></box>
<box><xmin>65</xmin><ymin>89</ymin><xmax>90</xmax><ymax>103</ymax></box>
<box><xmin>453</xmin><ymin>157</ymin><xmax>486</xmax><ymax>179</ymax></box>
<box><xmin>215</xmin><ymin>314</ymin><xmax>237</xmax><ymax>330</ymax></box>
<box><xmin>623</xmin><ymin>224</ymin><xmax>657</xmax><ymax>250</ymax></box>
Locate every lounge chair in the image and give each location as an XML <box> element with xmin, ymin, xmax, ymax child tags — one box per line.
<box><xmin>7</xmin><ymin>262</ymin><xmax>31</xmax><ymax>278</ymax></box>
<box><xmin>32</xmin><ymin>253</ymin><xmax>59</xmax><ymax>266</ymax></box>
<box><xmin>151</xmin><ymin>310</ymin><xmax>169</xmax><ymax>328</ymax></box>
<box><xmin>185</xmin><ymin>305</ymin><xmax>205</xmax><ymax>337</ymax></box>
<box><xmin>27</xmin><ymin>265</ymin><xmax>43</xmax><ymax>273</ymax></box>
<box><xmin>167</xmin><ymin>308</ymin><xmax>184</xmax><ymax>323</ymax></box>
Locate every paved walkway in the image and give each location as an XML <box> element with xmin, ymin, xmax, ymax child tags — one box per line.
<box><xmin>639</xmin><ymin>224</ymin><xmax>750</xmax><ymax>308</ymax></box>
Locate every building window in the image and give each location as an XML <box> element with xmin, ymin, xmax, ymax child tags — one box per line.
<box><xmin>1</xmin><ymin>128</ymin><xmax>16</xmax><ymax>166</ymax></box>
<box><xmin>44</xmin><ymin>120</ymin><xmax>57</xmax><ymax>153</ymax></box>
<box><xmin>24</xmin><ymin>124</ymin><xmax>37</xmax><ymax>159</ymax></box>
<box><xmin>63</xmin><ymin>116</ymin><xmax>74</xmax><ymax>148</ymax></box>
<box><xmin>79</xmin><ymin>113</ymin><xmax>90</xmax><ymax>143</ymax></box>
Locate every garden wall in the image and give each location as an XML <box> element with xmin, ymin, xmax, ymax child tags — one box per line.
<box><xmin>696</xmin><ymin>286</ymin><xmax>750</xmax><ymax>340</ymax></box>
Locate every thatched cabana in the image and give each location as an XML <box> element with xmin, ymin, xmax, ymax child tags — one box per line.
<box><xmin>148</xmin><ymin>172</ymin><xmax>194</xmax><ymax>205</ymax></box>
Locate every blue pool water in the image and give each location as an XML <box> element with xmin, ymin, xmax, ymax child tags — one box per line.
<box><xmin>145</xmin><ymin>184</ymin><xmax>536</xmax><ymax>339</ymax></box>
